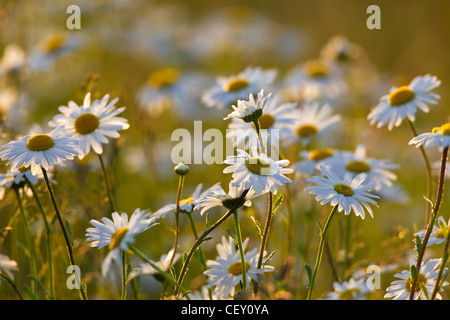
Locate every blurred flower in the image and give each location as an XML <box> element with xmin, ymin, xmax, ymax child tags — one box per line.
<box><xmin>0</xmin><ymin>44</ymin><xmax>27</xmax><ymax>78</ymax></box>
<box><xmin>368</xmin><ymin>74</ymin><xmax>441</xmax><ymax>131</ymax></box>
<box><xmin>384</xmin><ymin>258</ymin><xmax>447</xmax><ymax>300</ymax></box>
<box><xmin>224</xmin><ymin>147</ymin><xmax>293</xmax><ymax>196</ymax></box>
<box><xmin>0</xmin><ymin>126</ymin><xmax>81</xmax><ymax>175</ymax></box>
<box><xmin>295</xmin><ymin>148</ymin><xmax>337</xmax><ymax>177</ymax></box>
<box><xmin>49</xmin><ymin>92</ymin><xmax>129</xmax><ymax>159</ymax></box>
<box><xmin>204</xmin><ymin>236</ymin><xmax>274</xmax><ymax>299</ymax></box>
<box><xmin>285</xmin><ymin>102</ymin><xmax>341</xmax><ymax>146</ymax></box>
<box><xmin>409</xmin><ymin>122</ymin><xmax>450</xmax><ymax>151</ymax></box>
<box><xmin>325</xmin><ymin>278</ymin><xmax>371</xmax><ymax>300</ymax></box>
<box><xmin>0</xmin><ymin>254</ymin><xmax>18</xmax><ymax>280</ymax></box>
<box><xmin>202</xmin><ymin>66</ymin><xmax>277</xmax><ymax>109</ymax></box>
<box><xmin>414</xmin><ymin>216</ymin><xmax>449</xmax><ymax>248</ymax></box>
<box><xmin>129</xmin><ymin>248</ymin><xmax>180</xmax><ymax>281</ymax></box>
<box><xmin>306</xmin><ymin>166</ymin><xmax>379</xmax><ymax>219</ymax></box>
<box><xmin>195</xmin><ymin>182</ymin><xmax>257</xmax><ymax>216</ymax></box>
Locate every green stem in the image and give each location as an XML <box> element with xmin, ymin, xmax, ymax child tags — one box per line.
<box><xmin>233</xmin><ymin>209</ymin><xmax>247</xmax><ymax>291</ymax></box>
<box><xmin>169</xmin><ymin>175</ymin><xmax>184</xmax><ymax>269</ymax></box>
<box><xmin>25</xmin><ymin>177</ymin><xmax>55</xmax><ymax>300</ymax></box>
<box><xmin>121</xmin><ymin>250</ymin><xmax>127</xmax><ymax>300</ymax></box>
<box><xmin>252</xmin><ymin>119</ymin><xmax>265</xmax><ymax>154</ymax></box>
<box><xmin>307</xmin><ymin>205</ymin><xmax>338</xmax><ymax>300</ymax></box>
<box><xmin>129</xmin><ymin>245</ymin><xmax>190</xmax><ymax>298</ymax></box>
<box><xmin>41</xmin><ymin>167</ymin><xmax>87</xmax><ymax>300</ymax></box>
<box><xmin>174</xmin><ymin>189</ymin><xmax>250</xmax><ymax>296</ymax></box>
<box><xmin>13</xmin><ymin>187</ymin><xmax>37</xmax><ymax>298</ymax></box>
<box><xmin>0</xmin><ymin>273</ymin><xmax>24</xmax><ymax>300</ymax></box>
<box><xmin>97</xmin><ymin>154</ymin><xmax>116</xmax><ymax>213</ymax></box>
<box><xmin>410</xmin><ymin>146</ymin><xmax>448</xmax><ymax>300</ymax></box>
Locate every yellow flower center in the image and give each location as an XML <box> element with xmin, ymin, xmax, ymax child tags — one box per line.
<box><xmin>17</xmin><ymin>165</ymin><xmax>30</xmax><ymax>173</ymax></box>
<box><xmin>435</xmin><ymin>228</ymin><xmax>447</xmax><ymax>239</ymax></box>
<box><xmin>296</xmin><ymin>124</ymin><xmax>318</xmax><ymax>138</ymax></box>
<box><xmin>40</xmin><ymin>33</ymin><xmax>67</xmax><ymax>53</ymax></box>
<box><xmin>405</xmin><ymin>273</ymin><xmax>426</xmax><ymax>292</ymax></box>
<box><xmin>179</xmin><ymin>197</ymin><xmax>195</xmax><ymax>206</ymax></box>
<box><xmin>253</xmin><ymin>114</ymin><xmax>275</xmax><ymax>130</ymax></box>
<box><xmin>433</xmin><ymin>123</ymin><xmax>450</xmax><ymax>136</ymax></box>
<box><xmin>303</xmin><ymin>60</ymin><xmax>328</xmax><ymax>78</ymax></box>
<box><xmin>245</xmin><ymin>157</ymin><xmax>271</xmax><ymax>175</ymax></box>
<box><xmin>109</xmin><ymin>226</ymin><xmax>129</xmax><ymax>250</ymax></box>
<box><xmin>309</xmin><ymin>149</ymin><xmax>334</xmax><ymax>161</ymax></box>
<box><xmin>346</xmin><ymin>160</ymin><xmax>371</xmax><ymax>173</ymax></box>
<box><xmin>223</xmin><ymin>78</ymin><xmax>249</xmax><ymax>92</ymax></box>
<box><xmin>26</xmin><ymin>134</ymin><xmax>55</xmax><ymax>152</ymax></box>
<box><xmin>338</xmin><ymin>288</ymin><xmax>360</xmax><ymax>300</ymax></box>
<box><xmin>228</xmin><ymin>261</ymin><xmax>251</xmax><ymax>276</ymax></box>
<box><xmin>74</xmin><ymin>113</ymin><xmax>100</xmax><ymax>135</ymax></box>
<box><xmin>388</xmin><ymin>86</ymin><xmax>415</xmax><ymax>106</ymax></box>
<box><xmin>334</xmin><ymin>183</ymin><xmax>354</xmax><ymax>197</ymax></box>
<box><xmin>147</xmin><ymin>68</ymin><xmax>180</xmax><ymax>88</ymax></box>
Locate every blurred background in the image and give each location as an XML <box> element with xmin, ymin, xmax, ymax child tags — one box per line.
<box><xmin>0</xmin><ymin>0</ymin><xmax>449</xmax><ymax>300</ymax></box>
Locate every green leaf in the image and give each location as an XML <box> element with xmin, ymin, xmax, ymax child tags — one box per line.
<box><xmin>262</xmin><ymin>251</ymin><xmax>277</xmax><ymax>267</ymax></box>
<box><xmin>304</xmin><ymin>263</ymin><xmax>313</xmax><ymax>284</ymax></box>
<box><xmin>410</xmin><ymin>264</ymin><xmax>418</xmax><ymax>284</ymax></box>
<box><xmin>273</xmin><ymin>194</ymin><xmax>283</xmax><ymax>214</ymax></box>
<box><xmin>65</xmin><ymin>220</ymin><xmax>74</xmax><ymax>247</ymax></box>
<box><xmin>423</xmin><ymin>194</ymin><xmax>435</xmax><ymax>210</ymax></box>
<box><xmin>79</xmin><ymin>282</ymin><xmax>88</xmax><ymax>300</ymax></box>
<box><xmin>250</xmin><ymin>216</ymin><xmax>263</xmax><ymax>236</ymax></box>
<box><xmin>226</xmin><ymin>229</ymin><xmax>237</xmax><ymax>242</ymax></box>
<box><xmin>29</xmin><ymin>276</ymin><xmax>49</xmax><ymax>297</ymax></box>
<box><xmin>415</xmin><ymin>235</ymin><xmax>422</xmax><ymax>253</ymax></box>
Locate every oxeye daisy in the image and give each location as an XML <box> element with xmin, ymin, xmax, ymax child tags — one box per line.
<box><xmin>204</xmin><ymin>236</ymin><xmax>274</xmax><ymax>299</ymax></box>
<box><xmin>384</xmin><ymin>258</ymin><xmax>448</xmax><ymax>300</ymax></box>
<box><xmin>325</xmin><ymin>278</ymin><xmax>370</xmax><ymax>300</ymax></box>
<box><xmin>49</xmin><ymin>92</ymin><xmax>130</xmax><ymax>159</ymax></box>
<box><xmin>153</xmin><ymin>183</ymin><xmax>220</xmax><ymax>219</ymax></box>
<box><xmin>329</xmin><ymin>144</ymin><xmax>398</xmax><ymax>191</ymax></box>
<box><xmin>414</xmin><ymin>216</ymin><xmax>449</xmax><ymax>247</ymax></box>
<box><xmin>223</xmin><ymin>147</ymin><xmax>293</xmax><ymax>196</ymax></box>
<box><xmin>0</xmin><ymin>254</ymin><xmax>18</xmax><ymax>280</ymax></box>
<box><xmin>305</xmin><ymin>166</ymin><xmax>379</xmax><ymax>219</ymax></box>
<box><xmin>85</xmin><ymin>209</ymin><xmax>157</xmax><ymax>276</ymax></box>
<box><xmin>295</xmin><ymin>148</ymin><xmax>337</xmax><ymax>177</ymax></box>
<box><xmin>368</xmin><ymin>74</ymin><xmax>441</xmax><ymax>131</ymax></box>
<box><xmin>194</xmin><ymin>183</ymin><xmax>257</xmax><ymax>216</ymax></box>
<box><xmin>226</xmin><ymin>92</ymin><xmax>297</xmax><ymax>147</ymax></box>
<box><xmin>224</xmin><ymin>89</ymin><xmax>271</xmax><ymax>123</ymax></box>
<box><xmin>285</xmin><ymin>58</ymin><xmax>347</xmax><ymax>101</ymax></box>
<box><xmin>409</xmin><ymin>122</ymin><xmax>450</xmax><ymax>150</ymax></box>
<box><xmin>285</xmin><ymin>102</ymin><xmax>341</xmax><ymax>147</ymax></box>
<box><xmin>201</xmin><ymin>66</ymin><xmax>277</xmax><ymax>109</ymax></box>
<box><xmin>0</xmin><ymin>126</ymin><xmax>81</xmax><ymax>175</ymax></box>
<box><xmin>0</xmin><ymin>166</ymin><xmax>48</xmax><ymax>199</ymax></box>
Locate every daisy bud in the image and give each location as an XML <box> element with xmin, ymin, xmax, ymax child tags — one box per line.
<box><xmin>174</xmin><ymin>162</ymin><xmax>189</xmax><ymax>176</ymax></box>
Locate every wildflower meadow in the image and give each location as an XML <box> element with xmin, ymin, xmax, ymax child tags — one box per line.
<box><xmin>0</xmin><ymin>0</ymin><xmax>450</xmax><ymax>306</ymax></box>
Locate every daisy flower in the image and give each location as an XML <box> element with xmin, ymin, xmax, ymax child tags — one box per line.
<box><xmin>285</xmin><ymin>102</ymin><xmax>341</xmax><ymax>146</ymax></box>
<box><xmin>284</xmin><ymin>58</ymin><xmax>347</xmax><ymax>101</ymax></box>
<box><xmin>328</xmin><ymin>144</ymin><xmax>398</xmax><ymax>191</ymax></box>
<box><xmin>305</xmin><ymin>166</ymin><xmax>379</xmax><ymax>219</ymax></box>
<box><xmin>0</xmin><ymin>126</ymin><xmax>81</xmax><ymax>175</ymax></box>
<box><xmin>224</xmin><ymin>89</ymin><xmax>271</xmax><ymax>123</ymax></box>
<box><xmin>295</xmin><ymin>148</ymin><xmax>337</xmax><ymax>177</ymax></box>
<box><xmin>49</xmin><ymin>92</ymin><xmax>129</xmax><ymax>159</ymax></box>
<box><xmin>204</xmin><ymin>236</ymin><xmax>274</xmax><ymax>299</ymax></box>
<box><xmin>384</xmin><ymin>258</ymin><xmax>448</xmax><ymax>300</ymax></box>
<box><xmin>0</xmin><ymin>254</ymin><xmax>18</xmax><ymax>280</ymax></box>
<box><xmin>414</xmin><ymin>216</ymin><xmax>449</xmax><ymax>247</ymax></box>
<box><xmin>0</xmin><ymin>43</ymin><xmax>26</xmax><ymax>78</ymax></box>
<box><xmin>201</xmin><ymin>66</ymin><xmax>277</xmax><ymax>109</ymax></box>
<box><xmin>320</xmin><ymin>36</ymin><xmax>364</xmax><ymax>66</ymax></box>
<box><xmin>129</xmin><ymin>248</ymin><xmax>180</xmax><ymax>281</ymax></box>
<box><xmin>223</xmin><ymin>147</ymin><xmax>293</xmax><ymax>196</ymax></box>
<box><xmin>226</xmin><ymin>92</ymin><xmax>297</xmax><ymax>147</ymax></box>
<box><xmin>0</xmin><ymin>166</ymin><xmax>46</xmax><ymax>199</ymax></box>
<box><xmin>368</xmin><ymin>74</ymin><xmax>441</xmax><ymax>131</ymax></box>
<box><xmin>409</xmin><ymin>122</ymin><xmax>450</xmax><ymax>151</ymax></box>
<box><xmin>325</xmin><ymin>278</ymin><xmax>371</xmax><ymax>300</ymax></box>
<box><xmin>85</xmin><ymin>209</ymin><xmax>157</xmax><ymax>276</ymax></box>
<box><xmin>194</xmin><ymin>183</ymin><xmax>257</xmax><ymax>216</ymax></box>
<box><xmin>152</xmin><ymin>183</ymin><xmax>220</xmax><ymax>219</ymax></box>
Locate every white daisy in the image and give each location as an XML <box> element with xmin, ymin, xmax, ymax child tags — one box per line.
<box><xmin>285</xmin><ymin>101</ymin><xmax>341</xmax><ymax>146</ymax></box>
<box><xmin>305</xmin><ymin>166</ymin><xmax>379</xmax><ymax>219</ymax></box>
<box><xmin>129</xmin><ymin>248</ymin><xmax>180</xmax><ymax>281</ymax></box>
<box><xmin>409</xmin><ymin>122</ymin><xmax>450</xmax><ymax>151</ymax></box>
<box><xmin>224</xmin><ymin>89</ymin><xmax>271</xmax><ymax>123</ymax></box>
<box><xmin>325</xmin><ymin>278</ymin><xmax>371</xmax><ymax>300</ymax></box>
<box><xmin>223</xmin><ymin>147</ymin><xmax>293</xmax><ymax>196</ymax></box>
<box><xmin>384</xmin><ymin>258</ymin><xmax>448</xmax><ymax>300</ymax></box>
<box><xmin>414</xmin><ymin>216</ymin><xmax>449</xmax><ymax>247</ymax></box>
<box><xmin>204</xmin><ymin>236</ymin><xmax>274</xmax><ymax>299</ymax></box>
<box><xmin>0</xmin><ymin>43</ymin><xmax>26</xmax><ymax>78</ymax></box>
<box><xmin>85</xmin><ymin>209</ymin><xmax>157</xmax><ymax>277</ymax></box>
<box><xmin>49</xmin><ymin>92</ymin><xmax>129</xmax><ymax>159</ymax></box>
<box><xmin>194</xmin><ymin>183</ymin><xmax>257</xmax><ymax>216</ymax></box>
<box><xmin>0</xmin><ymin>254</ymin><xmax>18</xmax><ymax>280</ymax></box>
<box><xmin>201</xmin><ymin>66</ymin><xmax>277</xmax><ymax>109</ymax></box>
<box><xmin>284</xmin><ymin>59</ymin><xmax>347</xmax><ymax>101</ymax></box>
<box><xmin>328</xmin><ymin>144</ymin><xmax>398</xmax><ymax>191</ymax></box>
<box><xmin>187</xmin><ymin>286</ymin><xmax>226</xmax><ymax>300</ymax></box>
<box><xmin>0</xmin><ymin>126</ymin><xmax>81</xmax><ymax>175</ymax></box>
<box><xmin>0</xmin><ymin>166</ymin><xmax>45</xmax><ymax>200</ymax></box>
<box><xmin>152</xmin><ymin>183</ymin><xmax>220</xmax><ymax>219</ymax></box>
<box><xmin>226</xmin><ymin>92</ymin><xmax>297</xmax><ymax>148</ymax></box>
<box><xmin>368</xmin><ymin>74</ymin><xmax>441</xmax><ymax>131</ymax></box>
<box><xmin>295</xmin><ymin>148</ymin><xmax>337</xmax><ymax>177</ymax></box>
